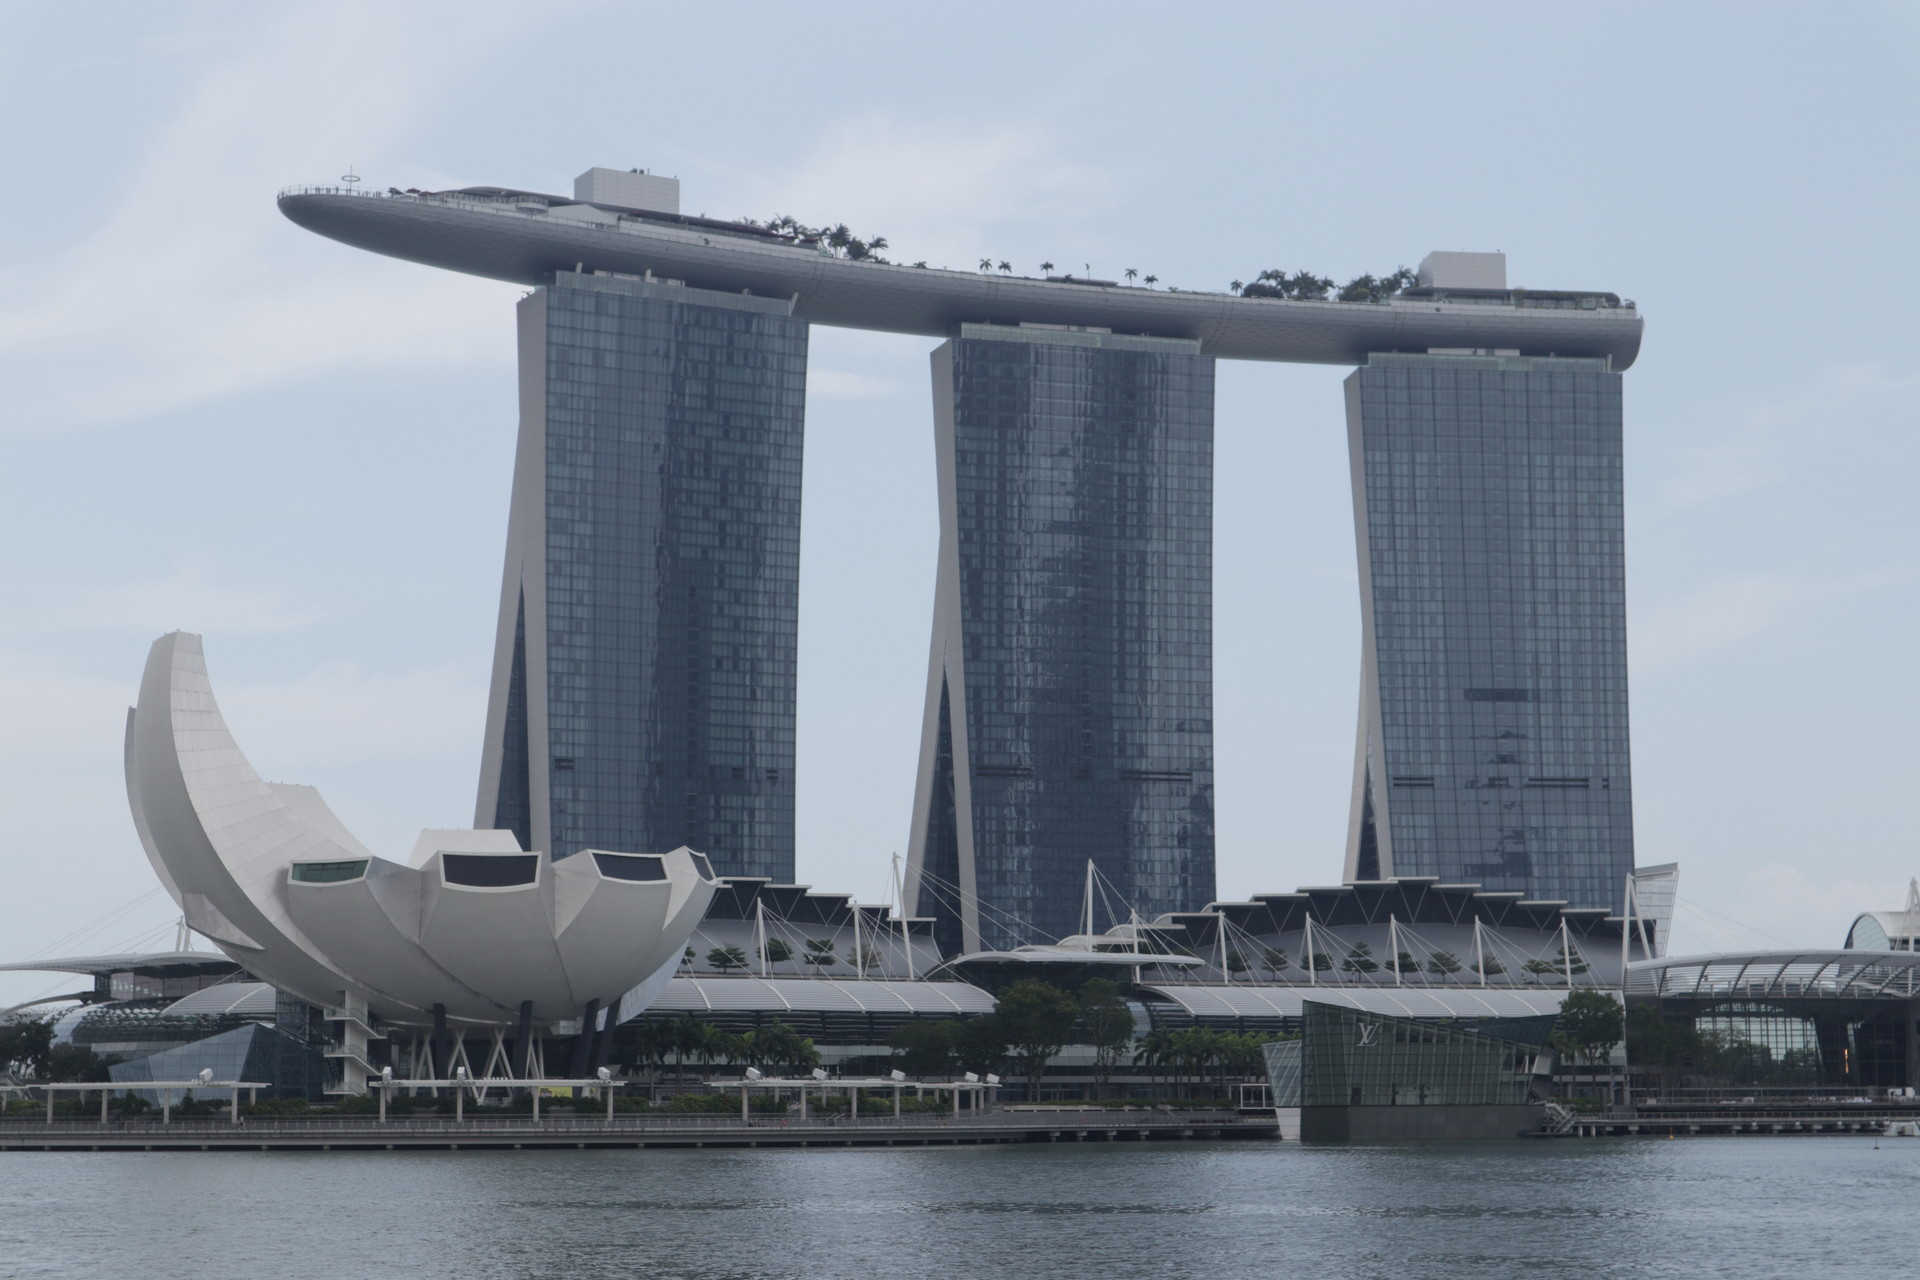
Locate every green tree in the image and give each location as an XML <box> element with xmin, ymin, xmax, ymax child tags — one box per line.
<box><xmin>1040</xmin><ymin>260</ymin><xmax>1055</xmax><ymax>274</ymax></box>
<box><xmin>1224</xmin><ymin>949</ymin><xmax>1250</xmax><ymax>977</ymax></box>
<box><xmin>626</xmin><ymin>1018</ymin><xmax>677</xmax><ymax>1094</ymax></box>
<box><xmin>1625</xmin><ymin>1004</ymin><xmax>1698</xmax><ymax>1091</ymax></box>
<box><xmin>802</xmin><ymin>938</ymin><xmax>837</xmax><ymax>968</ymax></box>
<box><xmin>846</xmin><ymin>943</ymin><xmax>881</xmax><ymax>974</ymax></box>
<box><xmin>1134</xmin><ymin>1027</ymin><xmax>1174</xmax><ymax>1093</ymax></box>
<box><xmin>953</xmin><ymin>1017</ymin><xmax>1007</xmax><ymax>1077</ymax></box>
<box><xmin>0</xmin><ymin>1017</ymin><xmax>53</xmax><ymax>1079</ymax></box>
<box><xmin>888</xmin><ymin>1020</ymin><xmax>959</xmax><ymax>1078</ymax></box>
<box><xmin>750</xmin><ymin>1020</ymin><xmax>819</xmax><ymax>1075</ymax></box>
<box><xmin>1394</xmin><ymin>951</ymin><xmax>1419</xmax><ymax>978</ymax></box>
<box><xmin>1425</xmin><ymin>950</ymin><xmax>1463</xmax><ymax>976</ymax></box>
<box><xmin>1473</xmin><ymin>953</ymin><xmax>1507</xmax><ymax>976</ymax></box>
<box><xmin>1142</xmin><ymin>274</ymin><xmax>1157</xmax><ymax>287</ymax></box>
<box><xmin>1259</xmin><ymin>947</ymin><xmax>1292</xmax><ymax>978</ymax></box>
<box><xmin>45</xmin><ymin>1043</ymin><xmax>106</xmax><ymax>1083</ymax></box>
<box><xmin>1077</xmin><ymin>979</ymin><xmax>1135</xmax><ymax>1100</ymax></box>
<box><xmin>761</xmin><ymin>937</ymin><xmax>794</xmax><ymax>970</ymax></box>
<box><xmin>978</xmin><ymin>257</ymin><xmax>994</xmax><ymax>273</ymax></box>
<box><xmin>1557</xmin><ymin>990</ymin><xmax>1624</xmax><ymax>1064</ymax></box>
<box><xmin>706</xmin><ymin>945</ymin><xmax>749</xmax><ymax>972</ymax></box>
<box><xmin>997</xmin><ymin>260</ymin><xmax>1013</xmax><ymax>274</ymax></box>
<box><xmin>996</xmin><ymin>979</ymin><xmax>1080</xmax><ymax>1100</ymax></box>
<box><xmin>1124</xmin><ymin>268</ymin><xmax>1138</xmax><ymax>283</ymax></box>
<box><xmin>671</xmin><ymin>1016</ymin><xmax>715</xmax><ymax>1078</ymax></box>
<box><xmin>1341</xmin><ymin>942</ymin><xmax>1380</xmax><ymax>975</ymax></box>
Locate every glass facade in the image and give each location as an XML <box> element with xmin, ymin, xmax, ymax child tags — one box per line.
<box><xmin>107</xmin><ymin>1023</ymin><xmax>327</xmax><ymax>1101</ymax></box>
<box><xmin>478</xmin><ymin>272</ymin><xmax>807</xmax><ymax>878</ymax></box>
<box><xmin>1270</xmin><ymin>1001</ymin><xmax>1542</xmax><ymax>1108</ymax></box>
<box><xmin>1637</xmin><ymin>998</ymin><xmax>1911</xmax><ymax>1089</ymax></box>
<box><xmin>1346</xmin><ymin>353</ymin><xmax>1634</xmax><ymax>911</ymax></box>
<box><xmin>908</xmin><ymin>325</ymin><xmax>1215</xmax><ymax>953</ymax></box>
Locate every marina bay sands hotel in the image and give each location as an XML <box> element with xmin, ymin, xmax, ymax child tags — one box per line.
<box><xmin>280</xmin><ymin>167</ymin><xmax>1644</xmax><ymax>956</ymax></box>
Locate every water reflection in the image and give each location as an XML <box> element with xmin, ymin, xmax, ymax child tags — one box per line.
<box><xmin>1</xmin><ymin>1139</ymin><xmax>1909</xmax><ymax>1280</ymax></box>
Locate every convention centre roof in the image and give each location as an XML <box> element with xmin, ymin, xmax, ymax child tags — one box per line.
<box><xmin>1138</xmin><ymin>983</ymin><xmax>1578</xmax><ymax>1021</ymax></box>
<box><xmin>649</xmin><ymin>976</ymin><xmax>996</xmax><ymax>1018</ymax></box>
<box><xmin>1625</xmin><ymin>950</ymin><xmax>1920</xmax><ymax>1001</ymax></box>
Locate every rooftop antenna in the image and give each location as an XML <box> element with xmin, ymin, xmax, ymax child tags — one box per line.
<box><xmin>341</xmin><ymin>167</ymin><xmax>361</xmax><ymax>186</ymax></box>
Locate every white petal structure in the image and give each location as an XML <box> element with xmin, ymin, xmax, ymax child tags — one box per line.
<box><xmin>124</xmin><ymin>632</ymin><xmax>717</xmax><ymax>1030</ymax></box>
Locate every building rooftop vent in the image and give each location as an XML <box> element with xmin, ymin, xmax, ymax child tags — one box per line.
<box><xmin>575</xmin><ymin>166</ymin><xmax>680</xmax><ymax>216</ymax></box>
<box><xmin>1417</xmin><ymin>250</ymin><xmax>1507</xmax><ymax>292</ymax></box>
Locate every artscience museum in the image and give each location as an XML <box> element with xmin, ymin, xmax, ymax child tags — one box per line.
<box><xmin>124</xmin><ymin>631</ymin><xmax>718</xmax><ymax>1088</ymax></box>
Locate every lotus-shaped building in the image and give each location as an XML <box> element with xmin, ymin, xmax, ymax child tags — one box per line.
<box><xmin>124</xmin><ymin>632</ymin><xmax>717</xmax><ymax>1084</ymax></box>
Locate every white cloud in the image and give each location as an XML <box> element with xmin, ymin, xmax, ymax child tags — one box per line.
<box><xmin>1631</xmin><ymin>565</ymin><xmax>1908</xmax><ymax>677</ymax></box>
<box><xmin>712</xmin><ymin>114</ymin><xmax>1118</xmax><ymax>274</ymax></box>
<box><xmin>31</xmin><ymin>557</ymin><xmax>326</xmax><ymax>637</ymax></box>
<box><xmin>0</xmin><ymin>655</ymin><xmax>138</xmax><ymax>765</ymax></box>
<box><xmin>0</xmin><ymin>1</ymin><xmax>558</xmax><ymax>435</ymax></box>
<box><xmin>1667</xmin><ymin>863</ymin><xmax>1903</xmax><ymax>955</ymax></box>
<box><xmin>808</xmin><ymin>368</ymin><xmax>900</xmax><ymax>400</ymax></box>
<box><xmin>0</xmin><ymin>644</ymin><xmax>485</xmax><ymax>775</ymax></box>
<box><xmin>1646</xmin><ymin>362</ymin><xmax>1920</xmax><ymax>521</ymax></box>
<box><xmin>217</xmin><ymin>656</ymin><xmax>488</xmax><ymax>774</ymax></box>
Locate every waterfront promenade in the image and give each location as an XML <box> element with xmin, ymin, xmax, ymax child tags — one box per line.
<box><xmin>0</xmin><ymin>1107</ymin><xmax>1273</xmax><ymax>1152</ymax></box>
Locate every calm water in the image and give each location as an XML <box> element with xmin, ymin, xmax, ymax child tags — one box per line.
<box><xmin>3</xmin><ymin>1138</ymin><xmax>1915</xmax><ymax>1279</ymax></box>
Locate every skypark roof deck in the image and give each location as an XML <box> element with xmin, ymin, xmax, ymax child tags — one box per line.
<box><xmin>278</xmin><ymin>184</ymin><xmax>1643</xmax><ymax>368</ymax></box>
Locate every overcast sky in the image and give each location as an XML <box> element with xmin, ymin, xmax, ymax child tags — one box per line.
<box><xmin>3</xmin><ymin>2</ymin><xmax>1916</xmax><ymax>1005</ymax></box>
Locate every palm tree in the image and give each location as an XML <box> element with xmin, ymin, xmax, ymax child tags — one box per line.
<box><xmin>1134</xmin><ymin>1027</ymin><xmax>1175</xmax><ymax>1096</ymax></box>
<box><xmin>1143</xmin><ymin>274</ymin><xmax>1158</xmax><ymax>288</ymax></box>
<box><xmin>997</xmin><ymin>260</ymin><xmax>1012</xmax><ymax>274</ymax></box>
<box><xmin>1124</xmin><ymin>268</ymin><xmax>1138</xmax><ymax>283</ymax></box>
<box><xmin>628</xmin><ymin>1018</ymin><xmax>676</xmax><ymax>1098</ymax></box>
<box><xmin>1230</xmin><ymin>280</ymin><xmax>1244</xmax><ymax>294</ymax></box>
<box><xmin>978</xmin><ymin>257</ymin><xmax>993</xmax><ymax>273</ymax></box>
<box><xmin>671</xmin><ymin>1016</ymin><xmax>713</xmax><ymax>1081</ymax></box>
<box><xmin>1040</xmin><ymin>260</ymin><xmax>1055</xmax><ymax>274</ymax></box>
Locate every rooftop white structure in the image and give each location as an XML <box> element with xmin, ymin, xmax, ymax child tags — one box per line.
<box><xmin>124</xmin><ymin>632</ymin><xmax>718</xmax><ymax>1036</ymax></box>
<box><xmin>1845</xmin><ymin>879</ymin><xmax>1920</xmax><ymax>952</ymax></box>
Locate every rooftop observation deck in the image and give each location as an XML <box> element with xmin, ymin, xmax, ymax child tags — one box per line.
<box><xmin>278</xmin><ymin>185</ymin><xmax>1643</xmax><ymax>369</ymax></box>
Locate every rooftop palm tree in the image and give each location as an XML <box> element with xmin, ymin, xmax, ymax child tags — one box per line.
<box><xmin>1124</xmin><ymin>268</ymin><xmax>1138</xmax><ymax>283</ymax></box>
<box><xmin>978</xmin><ymin>257</ymin><xmax>993</xmax><ymax>273</ymax></box>
<box><xmin>997</xmin><ymin>260</ymin><xmax>1012</xmax><ymax>274</ymax></box>
<box><xmin>1040</xmin><ymin>260</ymin><xmax>1055</xmax><ymax>274</ymax></box>
<box><xmin>1143</xmin><ymin>274</ymin><xmax>1158</xmax><ymax>288</ymax></box>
